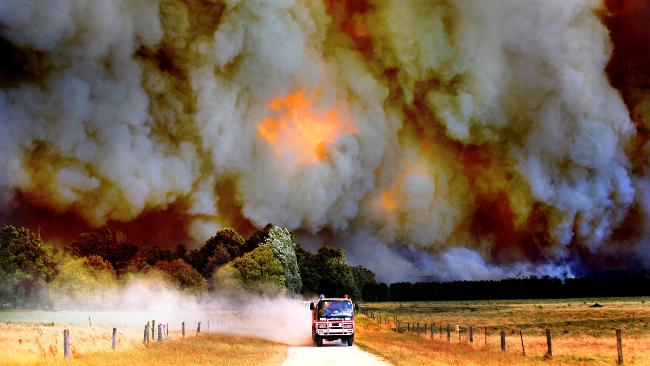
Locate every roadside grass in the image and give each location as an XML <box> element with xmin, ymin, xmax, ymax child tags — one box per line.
<box><xmin>355</xmin><ymin>298</ymin><xmax>650</xmax><ymax>366</ymax></box>
<box><xmin>0</xmin><ymin>323</ymin><xmax>287</xmax><ymax>366</ymax></box>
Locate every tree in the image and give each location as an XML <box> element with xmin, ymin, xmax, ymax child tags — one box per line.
<box><xmin>137</xmin><ymin>246</ymin><xmax>175</xmax><ymax>267</ymax></box>
<box><xmin>0</xmin><ymin>225</ymin><xmax>57</xmax><ymax>307</ymax></box>
<box><xmin>153</xmin><ymin>259</ymin><xmax>207</xmax><ymax>295</ymax></box>
<box><xmin>245</xmin><ymin>223</ymin><xmax>273</xmax><ymax>252</ymax></box>
<box><xmin>49</xmin><ymin>255</ymin><xmax>118</xmax><ymax>306</ymax></box>
<box><xmin>351</xmin><ymin>265</ymin><xmax>377</xmax><ymax>300</ymax></box>
<box><xmin>315</xmin><ymin>246</ymin><xmax>360</xmax><ymax>299</ymax></box>
<box><xmin>85</xmin><ymin>255</ymin><xmax>116</xmax><ymax>276</ymax></box>
<box><xmin>230</xmin><ymin>246</ymin><xmax>285</xmax><ymax>293</ymax></box>
<box><xmin>69</xmin><ymin>228</ymin><xmax>138</xmax><ymax>272</ymax></box>
<box><xmin>190</xmin><ymin>228</ymin><xmax>247</xmax><ymax>277</ymax></box>
<box><xmin>295</xmin><ymin>244</ymin><xmax>321</xmax><ymax>294</ymax></box>
<box><xmin>258</xmin><ymin>225</ymin><xmax>302</xmax><ymax>294</ymax></box>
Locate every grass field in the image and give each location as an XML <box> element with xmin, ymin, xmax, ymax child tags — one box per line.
<box><xmin>355</xmin><ymin>297</ymin><xmax>650</xmax><ymax>365</ymax></box>
<box><xmin>0</xmin><ymin>323</ymin><xmax>287</xmax><ymax>366</ymax></box>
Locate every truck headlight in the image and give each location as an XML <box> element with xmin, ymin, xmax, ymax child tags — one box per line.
<box><xmin>344</xmin><ymin>324</ymin><xmax>353</xmax><ymax>329</ymax></box>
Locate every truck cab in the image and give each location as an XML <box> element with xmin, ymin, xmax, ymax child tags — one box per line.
<box><xmin>309</xmin><ymin>295</ymin><xmax>358</xmax><ymax>347</ymax></box>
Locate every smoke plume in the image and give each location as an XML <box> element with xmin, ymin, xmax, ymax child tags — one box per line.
<box><xmin>1</xmin><ymin>0</ymin><xmax>648</xmax><ymax>281</ymax></box>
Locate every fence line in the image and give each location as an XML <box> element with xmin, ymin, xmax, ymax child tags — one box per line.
<box><xmin>362</xmin><ymin>310</ymin><xmax>625</xmax><ymax>364</ymax></box>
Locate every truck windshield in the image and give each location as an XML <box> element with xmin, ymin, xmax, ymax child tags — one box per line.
<box><xmin>317</xmin><ymin>301</ymin><xmax>353</xmax><ymax>319</ymax></box>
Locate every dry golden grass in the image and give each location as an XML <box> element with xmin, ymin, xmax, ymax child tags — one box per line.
<box><xmin>356</xmin><ymin>298</ymin><xmax>650</xmax><ymax>365</ymax></box>
<box><xmin>0</xmin><ymin>323</ymin><xmax>286</xmax><ymax>366</ymax></box>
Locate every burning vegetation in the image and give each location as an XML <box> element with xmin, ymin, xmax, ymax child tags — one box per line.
<box><xmin>1</xmin><ymin>0</ymin><xmax>649</xmax><ymax>281</ymax></box>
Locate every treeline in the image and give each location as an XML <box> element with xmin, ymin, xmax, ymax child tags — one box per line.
<box><xmin>363</xmin><ymin>276</ymin><xmax>650</xmax><ymax>302</ymax></box>
<box><xmin>0</xmin><ymin>224</ymin><xmax>375</xmax><ymax>308</ymax></box>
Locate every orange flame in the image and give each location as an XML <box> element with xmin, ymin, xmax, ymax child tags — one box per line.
<box><xmin>258</xmin><ymin>91</ymin><xmax>356</xmax><ymax>167</ymax></box>
<box><xmin>378</xmin><ymin>191</ymin><xmax>397</xmax><ymax>213</ymax></box>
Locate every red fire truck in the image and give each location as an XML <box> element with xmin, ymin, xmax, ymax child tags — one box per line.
<box><xmin>309</xmin><ymin>295</ymin><xmax>359</xmax><ymax>347</ymax></box>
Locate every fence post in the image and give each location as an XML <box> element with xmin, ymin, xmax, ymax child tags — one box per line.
<box><xmin>431</xmin><ymin>322</ymin><xmax>434</xmax><ymax>338</ymax></box>
<box><xmin>143</xmin><ymin>323</ymin><xmax>148</xmax><ymax>345</ymax></box>
<box><xmin>519</xmin><ymin>330</ymin><xmax>525</xmax><ymax>356</ymax></box>
<box><xmin>151</xmin><ymin>320</ymin><xmax>155</xmax><ymax>340</ymax></box>
<box><xmin>197</xmin><ymin>322</ymin><xmax>201</xmax><ymax>335</ymax></box>
<box><xmin>182</xmin><ymin>322</ymin><xmax>185</xmax><ymax>338</ymax></box>
<box><xmin>469</xmin><ymin>326</ymin><xmax>474</xmax><ymax>344</ymax></box>
<box><xmin>545</xmin><ymin>329</ymin><xmax>552</xmax><ymax>359</ymax></box>
<box><xmin>616</xmin><ymin>329</ymin><xmax>623</xmax><ymax>365</ymax></box>
<box><xmin>158</xmin><ymin>324</ymin><xmax>162</xmax><ymax>342</ymax></box>
<box><xmin>500</xmin><ymin>329</ymin><xmax>506</xmax><ymax>352</ymax></box>
<box><xmin>447</xmin><ymin>324</ymin><xmax>451</xmax><ymax>341</ymax></box>
<box><xmin>458</xmin><ymin>325</ymin><xmax>461</xmax><ymax>341</ymax></box>
<box><xmin>417</xmin><ymin>322</ymin><xmax>420</xmax><ymax>335</ymax></box>
<box><xmin>424</xmin><ymin>323</ymin><xmax>427</xmax><ymax>335</ymax></box>
<box><xmin>88</xmin><ymin>317</ymin><xmax>92</xmax><ymax>327</ymax></box>
<box><xmin>112</xmin><ymin>327</ymin><xmax>117</xmax><ymax>350</ymax></box>
<box><xmin>407</xmin><ymin>322</ymin><xmax>410</xmax><ymax>332</ymax></box>
<box><xmin>63</xmin><ymin>329</ymin><xmax>70</xmax><ymax>360</ymax></box>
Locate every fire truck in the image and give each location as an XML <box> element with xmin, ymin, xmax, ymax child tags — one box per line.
<box><xmin>309</xmin><ymin>294</ymin><xmax>359</xmax><ymax>347</ymax></box>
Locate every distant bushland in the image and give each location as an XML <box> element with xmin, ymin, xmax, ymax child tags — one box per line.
<box><xmin>363</xmin><ymin>275</ymin><xmax>650</xmax><ymax>302</ymax></box>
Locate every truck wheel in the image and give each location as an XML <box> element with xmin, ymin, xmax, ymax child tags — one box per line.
<box><xmin>316</xmin><ymin>336</ymin><xmax>323</xmax><ymax>347</ymax></box>
<box><xmin>347</xmin><ymin>335</ymin><xmax>354</xmax><ymax>346</ymax></box>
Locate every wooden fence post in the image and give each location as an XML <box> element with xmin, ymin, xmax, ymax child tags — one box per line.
<box><xmin>158</xmin><ymin>324</ymin><xmax>162</xmax><ymax>342</ymax></box>
<box><xmin>112</xmin><ymin>327</ymin><xmax>117</xmax><ymax>350</ymax></box>
<box><xmin>469</xmin><ymin>326</ymin><xmax>474</xmax><ymax>344</ymax></box>
<box><xmin>545</xmin><ymin>329</ymin><xmax>552</xmax><ymax>359</ymax></box>
<box><xmin>182</xmin><ymin>322</ymin><xmax>185</xmax><ymax>338</ymax></box>
<box><xmin>458</xmin><ymin>325</ymin><xmax>461</xmax><ymax>341</ymax></box>
<box><xmin>424</xmin><ymin>323</ymin><xmax>427</xmax><ymax>335</ymax></box>
<box><xmin>447</xmin><ymin>324</ymin><xmax>451</xmax><ymax>341</ymax></box>
<box><xmin>431</xmin><ymin>322</ymin><xmax>434</xmax><ymax>338</ymax></box>
<box><xmin>143</xmin><ymin>323</ymin><xmax>148</xmax><ymax>345</ymax></box>
<box><xmin>197</xmin><ymin>322</ymin><xmax>201</xmax><ymax>335</ymax></box>
<box><xmin>166</xmin><ymin>323</ymin><xmax>169</xmax><ymax>339</ymax></box>
<box><xmin>519</xmin><ymin>330</ymin><xmax>525</xmax><ymax>356</ymax></box>
<box><xmin>63</xmin><ymin>329</ymin><xmax>70</xmax><ymax>360</ymax></box>
<box><xmin>616</xmin><ymin>329</ymin><xmax>623</xmax><ymax>365</ymax></box>
<box><xmin>407</xmin><ymin>322</ymin><xmax>410</xmax><ymax>332</ymax></box>
<box><xmin>417</xmin><ymin>322</ymin><xmax>420</xmax><ymax>335</ymax></box>
<box><xmin>500</xmin><ymin>329</ymin><xmax>506</xmax><ymax>352</ymax></box>
<box><xmin>88</xmin><ymin>317</ymin><xmax>92</xmax><ymax>327</ymax></box>
<box><xmin>151</xmin><ymin>320</ymin><xmax>155</xmax><ymax>340</ymax></box>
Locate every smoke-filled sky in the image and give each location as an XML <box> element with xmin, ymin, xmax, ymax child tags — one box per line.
<box><xmin>1</xmin><ymin>0</ymin><xmax>649</xmax><ymax>282</ymax></box>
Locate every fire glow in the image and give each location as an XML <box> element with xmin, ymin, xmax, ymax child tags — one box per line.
<box><xmin>257</xmin><ymin>91</ymin><xmax>356</xmax><ymax>168</ymax></box>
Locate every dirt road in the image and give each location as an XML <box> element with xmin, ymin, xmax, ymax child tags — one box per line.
<box><xmin>281</xmin><ymin>340</ymin><xmax>389</xmax><ymax>366</ymax></box>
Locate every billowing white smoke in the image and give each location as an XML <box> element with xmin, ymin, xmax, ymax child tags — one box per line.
<box><xmin>0</xmin><ymin>0</ymin><xmax>647</xmax><ymax>279</ymax></box>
